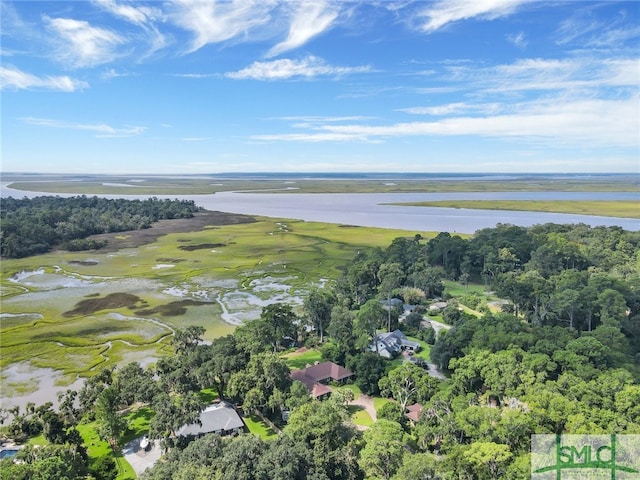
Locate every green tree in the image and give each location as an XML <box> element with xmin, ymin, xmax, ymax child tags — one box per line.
<box><xmin>465</xmin><ymin>442</ymin><xmax>513</xmax><ymax>480</ymax></box>
<box><xmin>347</xmin><ymin>351</ymin><xmax>386</xmax><ymax>396</ymax></box>
<box><xmin>378</xmin><ymin>262</ymin><xmax>404</xmax><ymax>332</ymax></box>
<box><xmin>304</xmin><ymin>288</ymin><xmax>336</xmax><ymax>343</ymax></box>
<box><xmin>284</xmin><ymin>399</ymin><xmax>358</xmax><ymax>478</ymax></box>
<box><xmin>379</xmin><ymin>363</ymin><xmax>439</xmax><ymax>412</ymax></box>
<box><xmin>261</xmin><ymin>303</ymin><xmax>297</xmax><ymax>352</ymax></box>
<box><xmin>95</xmin><ymin>387</ymin><xmax>126</xmax><ymax>449</ymax></box>
<box><xmin>172</xmin><ymin>325</ymin><xmax>206</xmax><ymax>355</ymax></box>
<box><xmin>359</xmin><ymin>420</ymin><xmax>406</xmax><ymax>480</ymax></box>
<box><xmin>227</xmin><ymin>352</ymin><xmax>291</xmax><ymax>413</ymax></box>
<box><xmin>354</xmin><ymin>299</ymin><xmax>385</xmax><ymax>351</ymax></box>
<box><xmin>391</xmin><ymin>452</ymin><xmax>443</xmax><ymax>480</ymax></box>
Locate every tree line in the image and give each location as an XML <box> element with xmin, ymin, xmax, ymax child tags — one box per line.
<box><xmin>0</xmin><ymin>195</ymin><xmax>200</xmax><ymax>258</ymax></box>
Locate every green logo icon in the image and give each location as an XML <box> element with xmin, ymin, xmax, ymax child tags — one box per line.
<box><xmin>532</xmin><ymin>434</ymin><xmax>640</xmax><ymax>479</ymax></box>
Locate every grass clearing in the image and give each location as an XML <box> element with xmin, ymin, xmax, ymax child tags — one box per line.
<box><xmin>283</xmin><ymin>348</ymin><xmax>323</xmax><ymax>370</ymax></box>
<box><xmin>348</xmin><ymin>405</ymin><xmax>374</xmax><ymax>427</ymax></box>
<box><xmin>373</xmin><ymin>397</ymin><xmax>391</xmax><ymax>413</ymax></box>
<box><xmin>391</xmin><ymin>200</ymin><xmax>640</xmax><ymax>219</ymax></box>
<box><xmin>443</xmin><ymin>280</ymin><xmax>489</xmax><ymax>297</ymax></box>
<box><xmin>336</xmin><ymin>384</ymin><xmax>362</xmax><ymax>400</ymax></box>
<box><xmin>244</xmin><ymin>415</ymin><xmax>278</xmax><ymax>440</ymax></box>
<box><xmin>77</xmin><ymin>422</ymin><xmax>136</xmax><ymax>480</ymax></box>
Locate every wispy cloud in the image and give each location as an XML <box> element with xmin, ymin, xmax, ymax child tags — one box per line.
<box><xmin>556</xmin><ymin>7</ymin><xmax>640</xmax><ymax>48</ymax></box>
<box><xmin>417</xmin><ymin>0</ymin><xmax>534</xmax><ymax>33</ymax></box>
<box><xmin>181</xmin><ymin>137</ymin><xmax>209</xmax><ymax>142</ymax></box>
<box><xmin>267</xmin><ymin>1</ymin><xmax>339</xmax><ymax>57</ymax></box>
<box><xmin>0</xmin><ymin>66</ymin><xmax>88</xmax><ymax>91</ymax></box>
<box><xmin>93</xmin><ymin>0</ymin><xmax>167</xmax><ymax>58</ymax></box>
<box><xmin>171</xmin><ymin>73</ymin><xmax>220</xmax><ymax>79</ymax></box>
<box><xmin>169</xmin><ymin>0</ymin><xmax>275</xmax><ymax>53</ymax></box>
<box><xmin>92</xmin><ymin>0</ymin><xmax>161</xmax><ymax>25</ymax></box>
<box><xmin>253</xmin><ymin>96</ymin><xmax>639</xmax><ymax>148</ymax></box>
<box><xmin>506</xmin><ymin>31</ymin><xmax>527</xmax><ymax>48</ymax></box>
<box><xmin>44</xmin><ymin>16</ymin><xmax>125</xmax><ymax>68</ymax></box>
<box><xmin>398</xmin><ymin>103</ymin><xmax>501</xmax><ymax>116</ymax></box>
<box><xmin>226</xmin><ymin>55</ymin><xmax>371</xmax><ymax>80</ymax></box>
<box><xmin>21</xmin><ymin>117</ymin><xmax>146</xmax><ymax>137</ymax></box>
<box><xmin>101</xmin><ymin>68</ymin><xmax>135</xmax><ymax>80</ymax></box>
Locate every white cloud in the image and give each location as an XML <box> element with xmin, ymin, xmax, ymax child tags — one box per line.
<box><xmin>556</xmin><ymin>8</ymin><xmax>640</xmax><ymax>49</ymax></box>
<box><xmin>93</xmin><ymin>0</ymin><xmax>167</xmax><ymax>58</ymax></box>
<box><xmin>417</xmin><ymin>0</ymin><xmax>533</xmax><ymax>33</ymax></box>
<box><xmin>253</xmin><ymin>96</ymin><xmax>639</xmax><ymax>148</ymax></box>
<box><xmin>437</xmin><ymin>57</ymin><xmax>640</xmax><ymax>95</ymax></box>
<box><xmin>21</xmin><ymin>117</ymin><xmax>146</xmax><ymax>137</ymax></box>
<box><xmin>92</xmin><ymin>0</ymin><xmax>160</xmax><ymax>25</ymax></box>
<box><xmin>226</xmin><ymin>55</ymin><xmax>370</xmax><ymax>80</ymax></box>
<box><xmin>169</xmin><ymin>0</ymin><xmax>276</xmax><ymax>53</ymax></box>
<box><xmin>506</xmin><ymin>31</ymin><xmax>527</xmax><ymax>48</ymax></box>
<box><xmin>0</xmin><ymin>66</ymin><xmax>88</xmax><ymax>91</ymax></box>
<box><xmin>44</xmin><ymin>16</ymin><xmax>125</xmax><ymax>68</ymax></box>
<box><xmin>267</xmin><ymin>1</ymin><xmax>339</xmax><ymax>57</ymax></box>
<box><xmin>398</xmin><ymin>103</ymin><xmax>501</xmax><ymax>116</ymax></box>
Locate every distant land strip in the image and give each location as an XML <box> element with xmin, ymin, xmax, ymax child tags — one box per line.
<box><xmin>4</xmin><ymin>177</ymin><xmax>640</xmax><ymax>195</ymax></box>
<box><xmin>388</xmin><ymin>200</ymin><xmax>640</xmax><ymax>219</ymax></box>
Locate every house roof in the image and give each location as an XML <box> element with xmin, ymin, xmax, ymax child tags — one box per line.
<box><xmin>290</xmin><ymin>361</ymin><xmax>354</xmax><ymax>398</ymax></box>
<box><xmin>406</xmin><ymin>403</ymin><xmax>423</xmax><ymax>422</ymax></box>
<box><xmin>176</xmin><ymin>401</ymin><xmax>244</xmax><ymax>437</ymax></box>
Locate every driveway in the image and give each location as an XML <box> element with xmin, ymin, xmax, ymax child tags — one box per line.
<box><xmin>122</xmin><ymin>436</ymin><xmax>162</xmax><ymax>477</ymax></box>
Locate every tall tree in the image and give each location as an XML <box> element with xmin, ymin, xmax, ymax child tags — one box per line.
<box><xmin>378</xmin><ymin>262</ymin><xmax>404</xmax><ymax>332</ymax></box>
<box><xmin>359</xmin><ymin>420</ymin><xmax>406</xmax><ymax>480</ymax></box>
<box><xmin>261</xmin><ymin>303</ymin><xmax>297</xmax><ymax>352</ymax></box>
<box><xmin>95</xmin><ymin>387</ymin><xmax>126</xmax><ymax>450</ymax></box>
<box><xmin>303</xmin><ymin>288</ymin><xmax>336</xmax><ymax>343</ymax></box>
<box><xmin>354</xmin><ymin>299</ymin><xmax>386</xmax><ymax>351</ymax></box>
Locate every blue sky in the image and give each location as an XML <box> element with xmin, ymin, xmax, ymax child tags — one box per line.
<box><xmin>1</xmin><ymin>0</ymin><xmax>639</xmax><ymax>174</ymax></box>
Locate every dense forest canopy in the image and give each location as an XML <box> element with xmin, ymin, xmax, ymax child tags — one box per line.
<box><xmin>1</xmin><ymin>221</ymin><xmax>639</xmax><ymax>479</ymax></box>
<box><xmin>0</xmin><ymin>196</ymin><xmax>200</xmax><ymax>258</ymax></box>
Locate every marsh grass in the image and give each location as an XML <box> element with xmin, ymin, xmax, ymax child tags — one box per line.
<box><xmin>1</xmin><ymin>217</ymin><xmax>432</xmax><ymax>393</ymax></box>
<box><xmin>7</xmin><ymin>177</ymin><xmax>639</xmax><ymax>195</ymax></box>
<box><xmin>391</xmin><ymin>200</ymin><xmax>640</xmax><ymax>219</ymax></box>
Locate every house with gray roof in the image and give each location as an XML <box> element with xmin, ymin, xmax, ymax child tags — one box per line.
<box><xmin>370</xmin><ymin>329</ymin><xmax>421</xmax><ymax>358</ymax></box>
<box><xmin>176</xmin><ymin>401</ymin><xmax>245</xmax><ymax>437</ymax></box>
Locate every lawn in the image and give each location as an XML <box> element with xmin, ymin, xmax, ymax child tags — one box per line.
<box><xmin>373</xmin><ymin>397</ymin><xmax>391</xmax><ymax>414</ymax></box>
<box><xmin>408</xmin><ymin>337</ymin><xmax>431</xmax><ymax>361</ymax></box>
<box><xmin>77</xmin><ymin>422</ymin><xmax>136</xmax><ymax>480</ymax></box>
<box><xmin>282</xmin><ymin>348</ymin><xmax>323</xmax><ymax>370</ymax></box>
<box><xmin>244</xmin><ymin>415</ymin><xmax>278</xmax><ymax>440</ymax></box>
<box><xmin>348</xmin><ymin>406</ymin><xmax>374</xmax><ymax>427</ymax></box>
<box><xmin>443</xmin><ymin>279</ymin><xmax>489</xmax><ymax>297</ymax></box>
<box><xmin>336</xmin><ymin>384</ymin><xmax>362</xmax><ymax>400</ymax></box>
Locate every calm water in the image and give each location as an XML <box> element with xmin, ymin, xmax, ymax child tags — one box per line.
<box><xmin>1</xmin><ymin>183</ymin><xmax>639</xmax><ymax>234</ymax></box>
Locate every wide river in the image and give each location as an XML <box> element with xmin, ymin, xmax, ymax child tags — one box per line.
<box><xmin>1</xmin><ymin>184</ymin><xmax>639</xmax><ymax>233</ymax></box>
